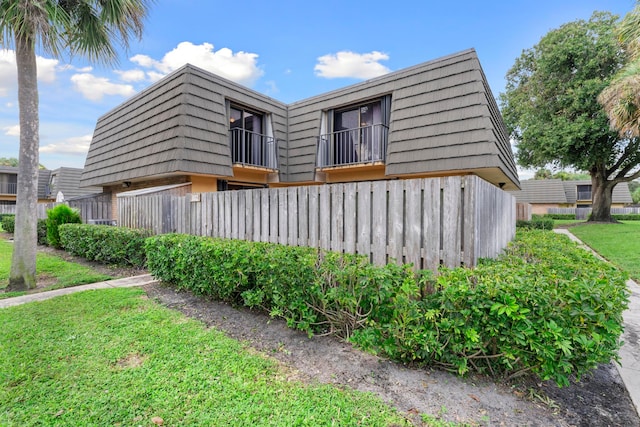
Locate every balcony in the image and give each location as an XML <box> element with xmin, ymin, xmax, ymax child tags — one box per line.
<box><xmin>0</xmin><ymin>182</ymin><xmax>17</xmax><ymax>195</ymax></box>
<box><xmin>230</xmin><ymin>128</ymin><xmax>278</xmax><ymax>170</ymax></box>
<box><xmin>317</xmin><ymin>124</ymin><xmax>388</xmax><ymax>168</ymax></box>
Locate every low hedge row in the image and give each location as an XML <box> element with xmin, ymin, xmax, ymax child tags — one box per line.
<box><xmin>542</xmin><ymin>213</ymin><xmax>576</xmax><ymax>220</ymax></box>
<box><xmin>144</xmin><ymin>230</ymin><xmax>629</xmax><ymax>387</ymax></box>
<box><xmin>59</xmin><ymin>224</ymin><xmax>150</xmax><ymax>267</ymax></box>
<box><xmin>612</xmin><ymin>214</ymin><xmax>640</xmax><ymax>221</ymax></box>
<box><xmin>516</xmin><ymin>217</ymin><xmax>554</xmax><ymax>230</ymax></box>
<box><xmin>1</xmin><ymin>215</ymin><xmax>47</xmax><ymax>244</ymax></box>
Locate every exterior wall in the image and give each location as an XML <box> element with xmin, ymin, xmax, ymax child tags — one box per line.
<box><xmin>189</xmin><ymin>175</ymin><xmax>217</xmax><ymax>193</ymax></box>
<box><xmin>531</xmin><ymin>203</ymin><xmax>562</xmax><ymax>215</ymax></box>
<box><xmin>82</xmin><ymin>65</ymin><xmax>287</xmax><ymax>188</ymax></box>
<box><xmin>82</xmin><ymin>49</ymin><xmax>520</xmax><ymax>192</ymax></box>
<box><xmin>279</xmin><ymin>49</ymin><xmax>519</xmax><ymax>189</ymax></box>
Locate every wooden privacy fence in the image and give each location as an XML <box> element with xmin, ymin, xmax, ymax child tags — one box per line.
<box><xmin>118</xmin><ymin>176</ymin><xmax>516</xmax><ymax>271</ymax></box>
<box><xmin>1</xmin><ymin>193</ymin><xmax>111</xmax><ymax>222</ymax></box>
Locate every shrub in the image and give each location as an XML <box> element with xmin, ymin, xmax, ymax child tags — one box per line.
<box><xmin>144</xmin><ymin>230</ymin><xmax>629</xmax><ymax>387</ymax></box>
<box><xmin>46</xmin><ymin>204</ymin><xmax>82</xmax><ymax>248</ymax></box>
<box><xmin>60</xmin><ymin>224</ymin><xmax>150</xmax><ymax>267</ymax></box>
<box><xmin>542</xmin><ymin>213</ymin><xmax>576</xmax><ymax>220</ymax></box>
<box><xmin>37</xmin><ymin>219</ymin><xmax>48</xmax><ymax>245</ymax></box>
<box><xmin>1</xmin><ymin>214</ymin><xmax>15</xmax><ymax>233</ymax></box>
<box><xmin>516</xmin><ymin>216</ymin><xmax>554</xmax><ymax>230</ymax></box>
<box><xmin>612</xmin><ymin>214</ymin><xmax>640</xmax><ymax>221</ymax></box>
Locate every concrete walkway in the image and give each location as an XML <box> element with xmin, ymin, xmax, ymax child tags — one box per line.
<box><xmin>0</xmin><ymin>274</ymin><xmax>158</xmax><ymax>309</ymax></box>
<box><xmin>555</xmin><ymin>229</ymin><xmax>640</xmax><ymax>415</ymax></box>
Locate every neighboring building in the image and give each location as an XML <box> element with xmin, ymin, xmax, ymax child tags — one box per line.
<box><xmin>48</xmin><ymin>167</ymin><xmax>101</xmax><ymax>201</ymax></box>
<box><xmin>0</xmin><ymin>166</ymin><xmax>100</xmax><ymax>205</ymax></box>
<box><xmin>81</xmin><ymin>49</ymin><xmax>520</xmax><ymax>215</ymax></box>
<box><xmin>0</xmin><ymin>166</ymin><xmax>52</xmax><ymax>205</ymax></box>
<box><xmin>509</xmin><ymin>179</ymin><xmax>633</xmax><ymax>214</ymax></box>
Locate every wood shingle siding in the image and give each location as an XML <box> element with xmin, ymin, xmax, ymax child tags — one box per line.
<box><xmin>82</xmin><ymin>48</ymin><xmax>520</xmax><ymax>191</ymax></box>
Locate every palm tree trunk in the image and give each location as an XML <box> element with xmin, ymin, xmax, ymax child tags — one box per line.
<box><xmin>8</xmin><ymin>34</ymin><xmax>39</xmax><ymax>291</ymax></box>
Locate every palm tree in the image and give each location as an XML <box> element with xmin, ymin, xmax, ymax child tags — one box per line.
<box><xmin>0</xmin><ymin>0</ymin><xmax>152</xmax><ymax>291</ymax></box>
<box><xmin>599</xmin><ymin>2</ymin><xmax>640</xmax><ymax>138</ymax></box>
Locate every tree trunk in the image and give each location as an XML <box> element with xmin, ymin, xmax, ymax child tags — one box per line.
<box><xmin>589</xmin><ymin>171</ymin><xmax>616</xmax><ymax>223</ymax></box>
<box><xmin>8</xmin><ymin>34</ymin><xmax>39</xmax><ymax>291</ymax></box>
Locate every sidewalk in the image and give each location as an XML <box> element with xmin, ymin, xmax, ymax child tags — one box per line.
<box><xmin>554</xmin><ymin>229</ymin><xmax>640</xmax><ymax>415</ymax></box>
<box><xmin>0</xmin><ymin>274</ymin><xmax>158</xmax><ymax>309</ymax></box>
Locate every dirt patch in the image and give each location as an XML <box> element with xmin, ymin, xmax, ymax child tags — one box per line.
<box><xmin>144</xmin><ymin>283</ymin><xmax>639</xmax><ymax>426</ymax></box>
<box><xmin>115</xmin><ymin>352</ymin><xmax>147</xmax><ymax>369</ymax></box>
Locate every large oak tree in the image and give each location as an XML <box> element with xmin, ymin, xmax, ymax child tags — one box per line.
<box><xmin>0</xmin><ymin>0</ymin><xmax>152</xmax><ymax>290</ymax></box>
<box><xmin>500</xmin><ymin>11</ymin><xmax>640</xmax><ymax>222</ymax></box>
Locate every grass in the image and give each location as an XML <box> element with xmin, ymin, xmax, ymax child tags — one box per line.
<box><xmin>553</xmin><ymin>219</ymin><xmax>586</xmax><ymax>227</ymax></box>
<box><xmin>0</xmin><ymin>239</ymin><xmax>112</xmax><ymax>299</ymax></box>
<box><xmin>569</xmin><ymin>221</ymin><xmax>640</xmax><ymax>281</ymax></box>
<box><xmin>0</xmin><ymin>288</ymin><xmax>409</xmax><ymax>426</ymax></box>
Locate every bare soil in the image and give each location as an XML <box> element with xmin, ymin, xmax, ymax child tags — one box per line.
<box><xmin>143</xmin><ymin>283</ymin><xmax>639</xmax><ymax>427</ymax></box>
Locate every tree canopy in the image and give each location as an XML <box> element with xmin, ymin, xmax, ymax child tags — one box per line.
<box><xmin>500</xmin><ymin>11</ymin><xmax>640</xmax><ymax>221</ymax></box>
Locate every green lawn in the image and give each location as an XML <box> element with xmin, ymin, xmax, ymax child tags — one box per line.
<box><xmin>0</xmin><ymin>288</ymin><xmax>408</xmax><ymax>426</ymax></box>
<box><xmin>569</xmin><ymin>221</ymin><xmax>640</xmax><ymax>281</ymax></box>
<box><xmin>0</xmin><ymin>239</ymin><xmax>112</xmax><ymax>298</ymax></box>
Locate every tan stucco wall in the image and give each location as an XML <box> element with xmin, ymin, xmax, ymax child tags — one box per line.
<box><xmin>189</xmin><ymin>176</ymin><xmax>218</xmax><ymax>193</ymax></box>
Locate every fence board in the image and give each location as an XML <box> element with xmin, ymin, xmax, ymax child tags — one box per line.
<box><xmin>116</xmin><ymin>176</ymin><xmax>516</xmax><ymax>271</ymax></box>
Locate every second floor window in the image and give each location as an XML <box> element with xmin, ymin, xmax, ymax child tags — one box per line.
<box><xmin>229</xmin><ymin>105</ymin><xmax>277</xmax><ymax>169</ymax></box>
<box><xmin>318</xmin><ymin>95</ymin><xmax>391</xmax><ymax>167</ymax></box>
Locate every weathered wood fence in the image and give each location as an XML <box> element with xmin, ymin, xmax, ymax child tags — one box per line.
<box><xmin>0</xmin><ymin>193</ymin><xmax>111</xmax><ymax>223</ymax></box>
<box><xmin>118</xmin><ymin>176</ymin><xmax>515</xmax><ymax>270</ymax></box>
<box><xmin>548</xmin><ymin>207</ymin><xmax>640</xmax><ymax>220</ymax></box>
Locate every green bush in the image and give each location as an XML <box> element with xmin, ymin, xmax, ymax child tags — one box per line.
<box><xmin>37</xmin><ymin>218</ymin><xmax>48</xmax><ymax>245</ymax></box>
<box><xmin>59</xmin><ymin>224</ymin><xmax>150</xmax><ymax>267</ymax></box>
<box><xmin>1</xmin><ymin>214</ymin><xmax>15</xmax><ymax>233</ymax></box>
<box><xmin>144</xmin><ymin>230</ymin><xmax>629</xmax><ymax>387</ymax></box>
<box><xmin>46</xmin><ymin>204</ymin><xmax>82</xmax><ymax>248</ymax></box>
<box><xmin>352</xmin><ymin>230</ymin><xmax>629</xmax><ymax>387</ymax></box>
<box><xmin>543</xmin><ymin>213</ymin><xmax>576</xmax><ymax>220</ymax></box>
<box><xmin>516</xmin><ymin>216</ymin><xmax>554</xmax><ymax>230</ymax></box>
<box><xmin>612</xmin><ymin>214</ymin><xmax>640</xmax><ymax>221</ymax></box>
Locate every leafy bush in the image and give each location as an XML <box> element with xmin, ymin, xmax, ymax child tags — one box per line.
<box><xmin>516</xmin><ymin>216</ymin><xmax>554</xmax><ymax>230</ymax></box>
<box><xmin>37</xmin><ymin>219</ymin><xmax>48</xmax><ymax>245</ymax></box>
<box><xmin>612</xmin><ymin>214</ymin><xmax>640</xmax><ymax>221</ymax></box>
<box><xmin>59</xmin><ymin>224</ymin><xmax>150</xmax><ymax>267</ymax></box>
<box><xmin>144</xmin><ymin>230</ymin><xmax>629</xmax><ymax>387</ymax></box>
<box><xmin>46</xmin><ymin>204</ymin><xmax>81</xmax><ymax>248</ymax></box>
<box><xmin>1</xmin><ymin>214</ymin><xmax>15</xmax><ymax>233</ymax></box>
<box><xmin>543</xmin><ymin>213</ymin><xmax>576</xmax><ymax>220</ymax></box>
<box><xmin>352</xmin><ymin>230</ymin><xmax>629</xmax><ymax>387</ymax></box>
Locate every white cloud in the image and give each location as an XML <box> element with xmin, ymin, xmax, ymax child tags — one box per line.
<box><xmin>130</xmin><ymin>41</ymin><xmax>264</xmax><ymax>86</ymax></box>
<box><xmin>40</xmin><ymin>134</ymin><xmax>92</xmax><ymax>155</ymax></box>
<box><xmin>314</xmin><ymin>51</ymin><xmax>391</xmax><ymax>79</ymax></box>
<box><xmin>114</xmin><ymin>69</ymin><xmax>146</xmax><ymax>82</ymax></box>
<box><xmin>70</xmin><ymin>73</ymin><xmax>136</xmax><ymax>101</ymax></box>
<box><xmin>0</xmin><ymin>49</ymin><xmax>59</xmax><ymax>97</ymax></box>
<box><xmin>3</xmin><ymin>124</ymin><xmax>20</xmax><ymax>137</ymax></box>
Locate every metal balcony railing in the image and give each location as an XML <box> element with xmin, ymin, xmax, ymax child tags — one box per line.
<box><xmin>577</xmin><ymin>191</ymin><xmax>592</xmax><ymax>201</ymax></box>
<box><xmin>317</xmin><ymin>124</ymin><xmax>388</xmax><ymax>168</ymax></box>
<box><xmin>230</xmin><ymin>128</ymin><xmax>278</xmax><ymax>169</ymax></box>
<box><xmin>0</xmin><ymin>182</ymin><xmax>17</xmax><ymax>195</ymax></box>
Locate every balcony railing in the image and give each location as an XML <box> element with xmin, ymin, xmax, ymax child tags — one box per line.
<box><xmin>230</xmin><ymin>128</ymin><xmax>278</xmax><ymax>169</ymax></box>
<box><xmin>0</xmin><ymin>182</ymin><xmax>17</xmax><ymax>195</ymax></box>
<box><xmin>317</xmin><ymin>124</ymin><xmax>388</xmax><ymax>168</ymax></box>
<box><xmin>577</xmin><ymin>191</ymin><xmax>592</xmax><ymax>201</ymax></box>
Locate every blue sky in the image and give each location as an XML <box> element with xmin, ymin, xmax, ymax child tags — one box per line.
<box><xmin>0</xmin><ymin>0</ymin><xmax>635</xmax><ymax>178</ymax></box>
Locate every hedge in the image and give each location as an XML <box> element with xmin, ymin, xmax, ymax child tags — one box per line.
<box><xmin>144</xmin><ymin>230</ymin><xmax>629</xmax><ymax>387</ymax></box>
<box><xmin>1</xmin><ymin>214</ymin><xmax>15</xmax><ymax>233</ymax></box>
<box><xmin>516</xmin><ymin>216</ymin><xmax>554</xmax><ymax>230</ymax></box>
<box><xmin>59</xmin><ymin>224</ymin><xmax>150</xmax><ymax>267</ymax></box>
<box><xmin>46</xmin><ymin>204</ymin><xmax>82</xmax><ymax>248</ymax></box>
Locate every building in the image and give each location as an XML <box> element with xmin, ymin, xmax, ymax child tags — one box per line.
<box><xmin>81</xmin><ymin>48</ymin><xmax>520</xmax><ymax>215</ymax></box>
<box><xmin>0</xmin><ymin>166</ymin><xmax>100</xmax><ymax>206</ymax></box>
<box><xmin>509</xmin><ymin>179</ymin><xmax>633</xmax><ymax>214</ymax></box>
<box><xmin>0</xmin><ymin>166</ymin><xmax>52</xmax><ymax>205</ymax></box>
